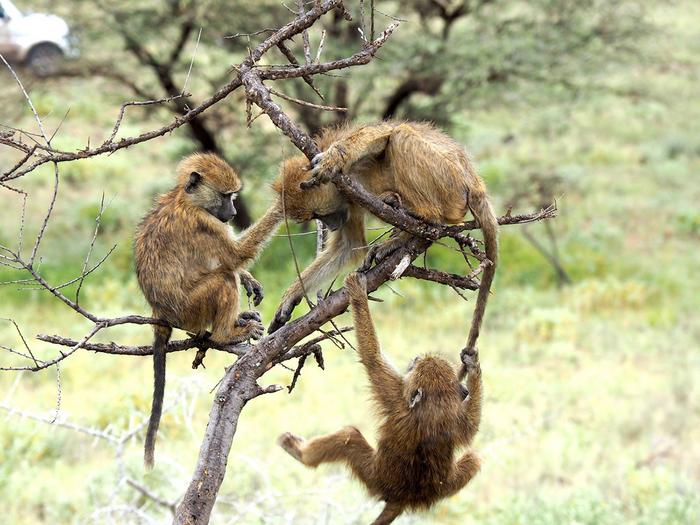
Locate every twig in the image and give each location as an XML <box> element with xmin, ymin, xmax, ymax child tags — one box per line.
<box><xmin>0</xmin><ymin>54</ymin><xmax>49</xmax><ymax>141</ymax></box>
<box><xmin>35</xmin><ymin>334</ymin><xmax>250</xmax><ymax>358</ymax></box>
<box><xmin>126</xmin><ymin>479</ymin><xmax>177</xmax><ymax>515</ymax></box>
<box><xmin>277</xmin><ymin>41</ymin><xmax>324</xmax><ymax>99</ymax></box>
<box><xmin>401</xmin><ymin>265</ymin><xmax>479</xmax><ymax>290</ymax></box>
<box><xmin>269</xmin><ymin>87</ymin><xmax>347</xmax><ymax>112</ymax></box>
<box><xmin>0</xmin><ymin>318</ymin><xmax>39</xmax><ymax>367</ymax></box>
<box><xmin>75</xmin><ymin>194</ymin><xmax>106</xmax><ymax>305</ymax></box>
<box><xmin>182</xmin><ymin>27</ymin><xmax>202</xmax><ymax>96</ymax></box>
<box><xmin>0</xmin><ymin>403</ymin><xmax>118</xmax><ymax>442</ymax></box>
<box><xmin>50</xmin><ymin>363</ymin><xmax>62</xmax><ymax>424</ymax></box>
<box><xmin>2</xmin><ymin>323</ymin><xmax>104</xmax><ymax>372</ymax></box>
<box><xmin>226</xmin><ymin>28</ymin><xmax>276</xmax><ymax>39</ymax></box>
<box><xmin>107</xmin><ymin>93</ymin><xmax>191</xmax><ymax>144</ymax></box>
<box><xmin>287</xmin><ymin>353</ymin><xmax>309</xmax><ymax>392</ymax></box>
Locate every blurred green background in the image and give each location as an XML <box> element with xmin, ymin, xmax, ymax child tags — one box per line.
<box><xmin>1</xmin><ymin>0</ymin><xmax>699</xmax><ymax>524</ymax></box>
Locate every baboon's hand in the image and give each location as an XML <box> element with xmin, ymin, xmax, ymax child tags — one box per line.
<box><xmin>359</xmin><ymin>239</ymin><xmax>401</xmax><ymax>272</ymax></box>
<box><xmin>236</xmin><ymin>311</ymin><xmax>264</xmax><ymax>340</ymax></box>
<box><xmin>460</xmin><ymin>347</ymin><xmax>480</xmax><ymax>374</ymax></box>
<box><xmin>344</xmin><ymin>272</ymin><xmax>367</xmax><ymax>299</ymax></box>
<box><xmin>310</xmin><ymin>143</ymin><xmax>347</xmax><ymax>183</ymax></box>
<box><xmin>240</xmin><ymin>274</ymin><xmax>264</xmax><ymax>306</ymax></box>
<box><xmin>268</xmin><ymin>296</ymin><xmax>302</xmax><ymax>333</ymax></box>
<box><xmin>380</xmin><ymin>191</ymin><xmax>403</xmax><ymax>209</ymax></box>
<box><xmin>277</xmin><ymin>432</ymin><xmax>304</xmax><ymax>462</ymax></box>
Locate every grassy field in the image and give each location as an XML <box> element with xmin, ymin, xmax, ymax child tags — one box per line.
<box><xmin>1</xmin><ymin>1</ymin><xmax>699</xmax><ymax>524</ymax></box>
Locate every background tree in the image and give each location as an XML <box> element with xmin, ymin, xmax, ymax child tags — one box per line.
<box><xmin>29</xmin><ymin>0</ymin><xmax>645</xmax><ymax>229</ymax></box>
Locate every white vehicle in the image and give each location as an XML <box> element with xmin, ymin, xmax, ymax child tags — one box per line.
<box><xmin>0</xmin><ymin>0</ymin><xmax>77</xmax><ymax>76</ymax></box>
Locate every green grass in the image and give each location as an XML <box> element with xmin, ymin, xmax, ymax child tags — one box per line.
<box><xmin>1</xmin><ymin>1</ymin><xmax>700</xmax><ymax>524</ymax></box>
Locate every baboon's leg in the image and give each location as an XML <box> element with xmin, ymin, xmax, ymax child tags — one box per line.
<box><xmin>284</xmin><ymin>426</ymin><xmax>376</xmax><ymax>485</ymax></box>
<box><xmin>370</xmin><ymin>502</ymin><xmax>404</xmax><ymax>525</ymax></box>
<box><xmin>186</xmin><ymin>272</ymin><xmax>262</xmax><ymax>344</ymax></box>
<box><xmin>311</xmin><ymin>123</ymin><xmax>394</xmax><ymax>180</ymax></box>
<box><xmin>442</xmin><ymin>451</ymin><xmax>481</xmax><ymax>497</ymax></box>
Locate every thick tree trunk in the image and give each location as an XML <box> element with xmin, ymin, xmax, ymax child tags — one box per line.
<box><xmin>173</xmin><ymin>375</ymin><xmax>253</xmax><ymax>525</ymax></box>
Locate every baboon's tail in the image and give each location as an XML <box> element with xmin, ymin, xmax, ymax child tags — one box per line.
<box><xmin>144</xmin><ymin>323</ymin><xmax>172</xmax><ymax>469</ymax></box>
<box><xmin>370</xmin><ymin>502</ymin><xmax>404</xmax><ymax>525</ymax></box>
<box><xmin>461</xmin><ymin>190</ymin><xmax>498</xmax><ymax>380</ymax></box>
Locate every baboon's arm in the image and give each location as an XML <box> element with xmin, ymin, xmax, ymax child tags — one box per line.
<box><xmin>312</xmin><ymin>123</ymin><xmax>394</xmax><ymax>176</ymax></box>
<box><xmin>457</xmin><ymin>361</ymin><xmax>482</xmax><ymax>447</ymax></box>
<box><xmin>270</xmin><ymin>208</ymin><xmax>366</xmax><ymax>332</ymax></box>
<box><xmin>217</xmin><ymin>201</ymin><xmax>284</xmax><ymax>268</ymax></box>
<box><xmin>346</xmin><ymin>274</ymin><xmax>404</xmax><ymax>411</ymax></box>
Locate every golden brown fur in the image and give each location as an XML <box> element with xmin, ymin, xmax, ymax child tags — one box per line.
<box><xmin>279</xmin><ymin>273</ymin><xmax>482</xmax><ymax>525</ymax></box>
<box><xmin>134</xmin><ymin>153</ymin><xmax>283</xmax><ymax>468</ymax></box>
<box><xmin>269</xmin><ymin>121</ymin><xmax>498</xmax><ymax>354</ymax></box>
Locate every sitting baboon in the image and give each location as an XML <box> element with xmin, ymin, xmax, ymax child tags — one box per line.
<box><xmin>134</xmin><ymin>152</ymin><xmax>283</xmax><ymax>468</ymax></box>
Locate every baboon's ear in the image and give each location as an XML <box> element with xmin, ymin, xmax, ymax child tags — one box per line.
<box><xmin>409</xmin><ymin>388</ymin><xmax>423</xmax><ymax>409</ymax></box>
<box><xmin>185</xmin><ymin>172</ymin><xmax>201</xmax><ymax>193</ymax></box>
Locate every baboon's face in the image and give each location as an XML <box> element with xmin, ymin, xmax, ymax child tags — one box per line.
<box><xmin>185</xmin><ymin>172</ymin><xmax>240</xmax><ymax>223</ymax></box>
<box><xmin>207</xmin><ymin>187</ymin><xmax>238</xmax><ymax>223</ymax></box>
<box><xmin>274</xmin><ymin>155</ymin><xmax>348</xmax><ymax>230</ymax></box>
<box><xmin>177</xmin><ymin>152</ymin><xmax>242</xmax><ymax>223</ymax></box>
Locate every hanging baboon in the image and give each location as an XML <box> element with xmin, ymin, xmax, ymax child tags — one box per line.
<box><xmin>279</xmin><ymin>272</ymin><xmax>483</xmax><ymax>525</ymax></box>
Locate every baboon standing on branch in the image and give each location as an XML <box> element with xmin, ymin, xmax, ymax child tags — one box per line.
<box><xmin>279</xmin><ymin>272</ymin><xmax>483</xmax><ymax>525</ymax></box>
<box><xmin>269</xmin><ymin>122</ymin><xmax>498</xmax><ymax>366</ymax></box>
